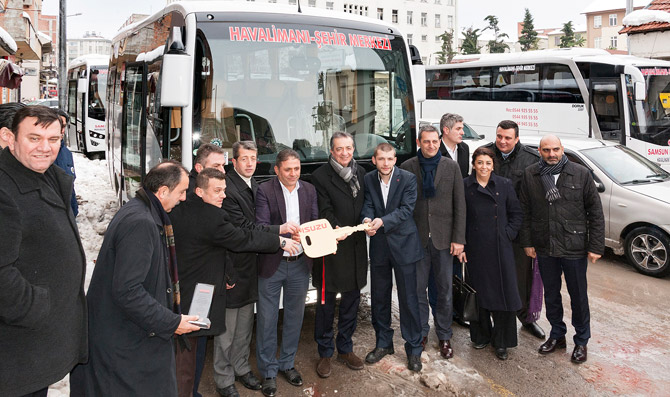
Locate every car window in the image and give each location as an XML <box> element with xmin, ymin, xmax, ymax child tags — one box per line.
<box><xmin>581</xmin><ymin>145</ymin><xmax>670</xmax><ymax>185</ymax></box>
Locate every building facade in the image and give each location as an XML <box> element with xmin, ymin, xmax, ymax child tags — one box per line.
<box><xmin>67</xmin><ymin>31</ymin><xmax>111</xmax><ymax>66</ymax></box>
<box><xmin>582</xmin><ymin>0</ymin><xmax>648</xmax><ymax>51</ymax></box>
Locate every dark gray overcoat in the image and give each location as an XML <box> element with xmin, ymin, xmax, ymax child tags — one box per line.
<box><xmin>0</xmin><ymin>149</ymin><xmax>87</xmax><ymax>397</ymax></box>
<box><xmin>70</xmin><ymin>194</ymin><xmax>182</xmax><ymax>397</ymax></box>
<box><xmin>311</xmin><ymin>162</ymin><xmax>368</xmax><ymax>293</ymax></box>
<box><xmin>463</xmin><ymin>173</ymin><xmax>523</xmax><ymax>312</ymax></box>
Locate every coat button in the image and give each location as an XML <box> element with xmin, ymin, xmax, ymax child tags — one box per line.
<box><xmin>149</xmin><ymin>332</ymin><xmax>156</xmax><ymax>337</ymax></box>
<box><xmin>167</xmin><ymin>288</ymin><xmax>172</xmax><ymax>294</ymax></box>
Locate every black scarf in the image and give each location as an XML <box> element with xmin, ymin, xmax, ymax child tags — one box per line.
<box><xmin>417</xmin><ymin>149</ymin><xmax>441</xmax><ymax>198</ymax></box>
<box><xmin>538</xmin><ymin>155</ymin><xmax>568</xmax><ymax>202</ymax></box>
<box><xmin>329</xmin><ymin>155</ymin><xmax>360</xmax><ymax>198</ymax></box>
<box><xmin>139</xmin><ymin>187</ymin><xmax>182</xmax><ymax>315</ymax></box>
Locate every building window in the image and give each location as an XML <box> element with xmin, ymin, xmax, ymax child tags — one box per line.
<box><xmin>594</xmin><ymin>36</ymin><xmax>601</xmax><ymax>48</ymax></box>
<box><xmin>407</xmin><ymin>34</ymin><xmax>413</xmax><ymax>45</ymax></box>
<box><xmin>436</xmin><ymin>35</ymin><xmax>442</xmax><ymax>42</ymax></box>
<box><xmin>326</xmin><ymin>1</ymin><xmax>333</xmax><ymax>10</ymax></box>
<box><xmin>308</xmin><ymin>0</ymin><xmax>316</xmax><ymax>7</ymax></box>
<box><xmin>344</xmin><ymin>4</ymin><xmax>367</xmax><ymax>15</ymax></box>
<box><xmin>447</xmin><ymin>15</ymin><xmax>454</xmax><ymax>30</ymax></box>
<box><xmin>435</xmin><ymin>14</ymin><xmax>441</xmax><ymax>28</ymax></box>
<box><xmin>407</xmin><ymin>11</ymin><xmax>413</xmax><ymax>25</ymax></box>
<box><xmin>421</xmin><ymin>35</ymin><xmax>427</xmax><ymax>42</ymax></box>
<box><xmin>594</xmin><ymin>15</ymin><xmax>602</xmax><ymax>28</ymax></box>
<box><xmin>611</xmin><ymin>36</ymin><xmax>618</xmax><ymax>48</ymax></box>
<box><xmin>421</xmin><ymin>12</ymin><xmax>427</xmax><ymax>27</ymax></box>
<box><xmin>609</xmin><ymin>14</ymin><xmax>617</xmax><ymax>26</ymax></box>
<box><xmin>377</xmin><ymin>8</ymin><xmax>383</xmax><ymax>20</ymax></box>
<box><xmin>447</xmin><ymin>0</ymin><xmax>454</xmax><ymax>4</ymax></box>
<box><xmin>392</xmin><ymin>9</ymin><xmax>398</xmax><ymax>23</ymax></box>
<box><xmin>554</xmin><ymin>36</ymin><xmax>560</xmax><ymax>46</ymax></box>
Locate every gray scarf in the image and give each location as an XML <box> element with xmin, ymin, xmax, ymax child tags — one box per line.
<box><xmin>329</xmin><ymin>155</ymin><xmax>360</xmax><ymax>198</ymax></box>
<box><xmin>538</xmin><ymin>154</ymin><xmax>568</xmax><ymax>202</ymax></box>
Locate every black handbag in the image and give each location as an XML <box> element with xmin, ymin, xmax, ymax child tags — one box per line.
<box><xmin>453</xmin><ymin>261</ymin><xmax>478</xmax><ymax>322</ymax></box>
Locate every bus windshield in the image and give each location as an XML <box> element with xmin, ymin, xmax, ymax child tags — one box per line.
<box><xmin>632</xmin><ymin>67</ymin><xmax>670</xmax><ymax>147</ymax></box>
<box><xmin>89</xmin><ymin>66</ymin><xmax>108</xmax><ymax>121</ymax></box>
<box><xmin>194</xmin><ymin>21</ymin><xmax>415</xmax><ymax>173</ymax></box>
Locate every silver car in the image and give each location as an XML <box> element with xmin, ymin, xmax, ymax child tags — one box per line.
<box><xmin>522</xmin><ymin>136</ymin><xmax>670</xmax><ymax>277</ymax></box>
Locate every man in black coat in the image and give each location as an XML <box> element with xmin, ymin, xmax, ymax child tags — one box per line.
<box><xmin>439</xmin><ymin>113</ymin><xmax>470</xmax><ymax>178</ymax></box>
<box><xmin>519</xmin><ymin>135</ymin><xmax>605</xmax><ymax>364</ymax></box>
<box><xmin>311</xmin><ymin>132</ymin><xmax>368</xmax><ymax>378</ymax></box>
<box><xmin>0</xmin><ymin>106</ymin><xmax>87</xmax><ymax>397</ymax></box>
<box><xmin>169</xmin><ymin>168</ymin><xmax>299</xmax><ymax>397</ymax></box>
<box><xmin>213</xmin><ymin>141</ymin><xmax>299</xmax><ymax>396</ymax></box>
<box><xmin>71</xmin><ymin>162</ymin><xmax>201</xmax><ymax>397</ymax></box>
<box><xmin>481</xmin><ymin>120</ymin><xmax>546</xmax><ymax>340</ymax></box>
<box><xmin>188</xmin><ymin>143</ymin><xmax>227</xmax><ymax>192</ymax></box>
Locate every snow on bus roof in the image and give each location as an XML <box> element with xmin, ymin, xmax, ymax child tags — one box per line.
<box><xmin>69</xmin><ymin>54</ymin><xmax>110</xmax><ymax>69</ymax></box>
<box><xmin>112</xmin><ymin>0</ymin><xmax>401</xmax><ymax>42</ymax></box>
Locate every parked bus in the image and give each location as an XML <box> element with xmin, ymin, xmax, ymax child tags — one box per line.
<box><xmin>66</xmin><ymin>54</ymin><xmax>109</xmax><ymax>158</ymax></box>
<box><xmin>106</xmin><ymin>1</ymin><xmax>421</xmax><ymax>203</ymax></box>
<box><xmin>422</xmin><ymin>48</ymin><xmax>670</xmax><ymax>170</ymax></box>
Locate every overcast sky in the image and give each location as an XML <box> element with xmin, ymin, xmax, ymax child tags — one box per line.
<box><xmin>42</xmin><ymin>0</ymin><xmax>591</xmax><ymax>40</ymax></box>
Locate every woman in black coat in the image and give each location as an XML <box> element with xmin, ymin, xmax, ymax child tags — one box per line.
<box><xmin>458</xmin><ymin>147</ymin><xmax>523</xmax><ymax>360</ymax></box>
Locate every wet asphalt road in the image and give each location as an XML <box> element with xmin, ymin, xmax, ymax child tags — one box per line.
<box><xmin>195</xmin><ymin>250</ymin><xmax>670</xmax><ymax>396</ymax></box>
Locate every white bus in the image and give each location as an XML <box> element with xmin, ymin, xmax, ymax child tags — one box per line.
<box><xmin>106</xmin><ymin>1</ymin><xmax>422</xmax><ymax>203</ymax></box>
<box><xmin>66</xmin><ymin>54</ymin><xmax>109</xmax><ymax>158</ymax></box>
<box><xmin>422</xmin><ymin>48</ymin><xmax>670</xmax><ymax>169</ymax></box>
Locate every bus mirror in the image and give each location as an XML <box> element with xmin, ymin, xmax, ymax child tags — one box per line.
<box><xmin>77</xmin><ymin>78</ymin><xmax>88</xmax><ymax>94</ymax></box>
<box><xmin>160</xmin><ymin>53</ymin><xmax>192</xmax><ymax>107</ymax></box>
<box><xmin>634</xmin><ymin>81</ymin><xmax>645</xmax><ymax>101</ymax></box>
<box><xmin>412</xmin><ymin>64</ymin><xmax>426</xmax><ymax>103</ymax></box>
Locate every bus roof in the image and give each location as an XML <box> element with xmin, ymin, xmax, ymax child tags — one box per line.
<box><xmin>113</xmin><ymin>0</ymin><xmax>405</xmax><ymax>43</ymax></box>
<box><xmin>435</xmin><ymin>48</ymin><xmax>670</xmax><ymax>69</ymax></box>
<box><xmin>68</xmin><ymin>54</ymin><xmax>110</xmax><ymax>69</ymax></box>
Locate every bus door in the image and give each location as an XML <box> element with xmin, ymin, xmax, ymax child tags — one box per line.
<box><xmin>120</xmin><ymin>62</ymin><xmax>148</xmax><ymax>202</ymax></box>
<box><xmin>589</xmin><ymin>77</ymin><xmax>626</xmax><ymax>145</ymax></box>
<box><xmin>76</xmin><ymin>73</ymin><xmax>87</xmax><ymax>152</ymax></box>
<box><xmin>67</xmin><ymin>79</ymin><xmax>78</xmax><ymax>149</ymax></box>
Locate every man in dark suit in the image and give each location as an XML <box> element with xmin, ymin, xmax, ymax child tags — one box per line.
<box><xmin>169</xmin><ymin>168</ymin><xmax>299</xmax><ymax>397</ymax></box>
<box><xmin>439</xmin><ymin>113</ymin><xmax>470</xmax><ymax>178</ymax></box>
<box><xmin>361</xmin><ymin>143</ymin><xmax>424</xmax><ymax>372</ymax></box>
<box><xmin>213</xmin><ymin>142</ymin><xmax>299</xmax><ymax>397</ymax></box>
<box><xmin>401</xmin><ymin>125</ymin><xmax>466</xmax><ymax>360</ymax></box>
<box><xmin>255</xmin><ymin>149</ymin><xmax>319</xmax><ymax>397</ymax></box>
<box><xmin>311</xmin><ymin>132</ymin><xmax>367</xmax><ymax>378</ymax></box>
<box><xmin>188</xmin><ymin>143</ymin><xmax>227</xmax><ymax>192</ymax></box>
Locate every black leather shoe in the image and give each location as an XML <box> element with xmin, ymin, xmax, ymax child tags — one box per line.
<box><xmin>261</xmin><ymin>378</ymin><xmax>277</xmax><ymax>397</ymax></box>
<box><xmin>454</xmin><ymin>316</ymin><xmax>470</xmax><ymax>328</ymax></box>
<box><xmin>523</xmin><ymin>322</ymin><xmax>546</xmax><ymax>340</ymax></box>
<box><xmin>495</xmin><ymin>347</ymin><xmax>508</xmax><ymax>360</ymax></box>
<box><xmin>407</xmin><ymin>354</ymin><xmax>422</xmax><ymax>372</ymax></box>
<box><xmin>365</xmin><ymin>346</ymin><xmax>394</xmax><ymax>364</ymax></box>
<box><xmin>571</xmin><ymin>345</ymin><xmax>587</xmax><ymax>364</ymax></box>
<box><xmin>236</xmin><ymin>371</ymin><xmax>262</xmax><ymax>390</ymax></box>
<box><xmin>216</xmin><ymin>384</ymin><xmax>240</xmax><ymax>397</ymax></box>
<box><xmin>472</xmin><ymin>342</ymin><xmax>488</xmax><ymax>350</ymax></box>
<box><xmin>538</xmin><ymin>337</ymin><xmax>567</xmax><ymax>355</ymax></box>
<box><xmin>280</xmin><ymin>367</ymin><xmax>303</xmax><ymax>386</ymax></box>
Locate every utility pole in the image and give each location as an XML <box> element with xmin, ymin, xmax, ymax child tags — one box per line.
<box><xmin>626</xmin><ymin>0</ymin><xmax>633</xmax><ymax>55</ymax></box>
<box><xmin>58</xmin><ymin>0</ymin><xmax>66</xmax><ymax>111</ymax></box>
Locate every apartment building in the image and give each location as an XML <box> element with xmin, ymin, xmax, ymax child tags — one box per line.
<box><xmin>582</xmin><ymin>0</ymin><xmax>649</xmax><ymax>51</ymax></box>
<box><xmin>67</xmin><ymin>31</ymin><xmax>111</xmax><ymax>66</ymax></box>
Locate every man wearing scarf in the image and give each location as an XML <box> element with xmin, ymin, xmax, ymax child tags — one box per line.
<box><xmin>519</xmin><ymin>135</ymin><xmax>605</xmax><ymax>365</ymax></box>
<box><xmin>311</xmin><ymin>132</ymin><xmax>367</xmax><ymax>379</ymax></box>
<box><xmin>71</xmin><ymin>161</ymin><xmax>201</xmax><ymax>396</ymax></box>
<box><xmin>400</xmin><ymin>125</ymin><xmax>466</xmax><ymax>360</ymax></box>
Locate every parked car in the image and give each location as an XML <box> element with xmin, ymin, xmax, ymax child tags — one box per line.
<box><xmin>26</xmin><ymin>98</ymin><xmax>59</xmax><ymax>108</ymax></box>
<box><xmin>522</xmin><ymin>136</ymin><xmax>670</xmax><ymax>277</ymax></box>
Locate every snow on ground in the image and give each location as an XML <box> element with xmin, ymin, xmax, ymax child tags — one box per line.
<box><xmin>48</xmin><ymin>153</ymin><xmax>118</xmax><ymax>396</ymax></box>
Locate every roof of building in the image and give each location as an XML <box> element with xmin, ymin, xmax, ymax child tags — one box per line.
<box><xmin>582</xmin><ymin>0</ymin><xmax>649</xmax><ymax>14</ymax></box>
<box><xmin>620</xmin><ymin>0</ymin><xmax>670</xmax><ymax>33</ymax></box>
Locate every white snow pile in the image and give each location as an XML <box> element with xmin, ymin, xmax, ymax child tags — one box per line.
<box><xmin>0</xmin><ymin>26</ymin><xmax>18</xmax><ymax>52</ymax></box>
<box><xmin>623</xmin><ymin>9</ymin><xmax>670</xmax><ymax>27</ymax></box>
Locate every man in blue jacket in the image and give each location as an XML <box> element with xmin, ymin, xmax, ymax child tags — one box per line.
<box><xmin>361</xmin><ymin>142</ymin><xmax>424</xmax><ymax>372</ymax></box>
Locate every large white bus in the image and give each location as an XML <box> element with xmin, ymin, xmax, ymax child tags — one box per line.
<box><xmin>106</xmin><ymin>1</ymin><xmax>422</xmax><ymax>203</ymax></box>
<box><xmin>422</xmin><ymin>48</ymin><xmax>670</xmax><ymax>169</ymax></box>
<box><xmin>66</xmin><ymin>54</ymin><xmax>109</xmax><ymax>158</ymax></box>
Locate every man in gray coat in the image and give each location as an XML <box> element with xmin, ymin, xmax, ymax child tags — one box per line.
<box><xmin>0</xmin><ymin>106</ymin><xmax>87</xmax><ymax>397</ymax></box>
<box><xmin>71</xmin><ymin>161</ymin><xmax>201</xmax><ymax>396</ymax></box>
<box><xmin>400</xmin><ymin>125</ymin><xmax>466</xmax><ymax>359</ymax></box>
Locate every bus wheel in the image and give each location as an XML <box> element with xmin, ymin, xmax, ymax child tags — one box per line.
<box><xmin>624</xmin><ymin>227</ymin><xmax>670</xmax><ymax>277</ymax></box>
